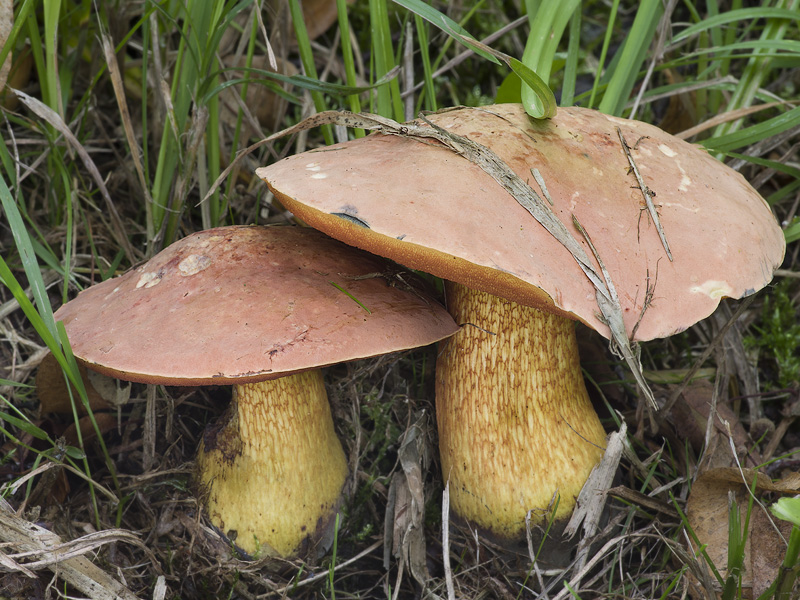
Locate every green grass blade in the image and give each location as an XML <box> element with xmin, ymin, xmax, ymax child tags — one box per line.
<box><xmin>0</xmin><ymin>410</ymin><xmax>50</xmax><ymax>441</ymax></box>
<box><xmin>509</xmin><ymin>57</ymin><xmax>556</xmax><ymax>118</ymax></box>
<box><xmin>598</xmin><ymin>0</ymin><xmax>664</xmax><ymax>116</ymax></box>
<box><xmin>721</xmin><ymin>151</ymin><xmax>800</xmax><ymax>181</ymax></box>
<box><xmin>783</xmin><ymin>218</ymin><xmax>800</xmax><ymax>243</ymax></box>
<box><xmin>520</xmin><ymin>0</ymin><xmax>580</xmax><ymax>97</ymax></box>
<box><xmin>587</xmin><ymin>0</ymin><xmax>621</xmax><ymax>109</ymax></box>
<box><xmin>370</xmin><ymin>0</ymin><xmax>405</xmax><ymax>121</ymax></box>
<box><xmin>42</xmin><ymin>0</ymin><xmax>62</xmax><ymax>113</ymax></box>
<box><xmin>414</xmin><ymin>13</ymin><xmax>437</xmax><ymax>112</ymax></box>
<box><xmin>200</xmin><ymin>69</ymin><xmax>399</xmax><ymax>103</ymax></box>
<box><xmin>289</xmin><ymin>0</ymin><xmax>334</xmax><ymax>143</ymax></box>
<box><xmin>711</xmin><ymin>0</ymin><xmax>799</xmax><ymax>141</ymax></box>
<box><xmin>0</xmin><ymin>0</ymin><xmax>32</xmax><ymax>70</ymax></box>
<box><xmin>452</xmin><ymin>34</ymin><xmax>556</xmax><ymax>118</ymax></box>
<box><xmin>560</xmin><ymin>9</ymin><xmax>582</xmax><ymax>107</ymax></box>
<box><xmin>702</xmin><ymin>104</ymin><xmax>800</xmax><ymax>152</ymax></box>
<box><xmin>337</xmin><ymin>0</ymin><xmax>365</xmax><ymax>136</ymax></box>
<box><xmin>1</xmin><ymin>175</ymin><xmax>57</xmax><ymax>340</ymax></box>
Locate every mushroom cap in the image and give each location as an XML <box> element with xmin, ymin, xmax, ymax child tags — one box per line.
<box><xmin>54</xmin><ymin>226</ymin><xmax>459</xmax><ymax>385</ymax></box>
<box><xmin>257</xmin><ymin>104</ymin><xmax>786</xmax><ymax>341</ymax></box>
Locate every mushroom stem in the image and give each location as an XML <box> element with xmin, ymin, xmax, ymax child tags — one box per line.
<box><xmin>436</xmin><ymin>282</ymin><xmax>606</xmax><ymax>539</ymax></box>
<box><xmin>196</xmin><ymin>369</ymin><xmax>348</xmax><ymax>557</ymax></box>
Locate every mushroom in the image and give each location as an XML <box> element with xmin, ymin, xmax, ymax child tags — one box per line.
<box><xmin>53</xmin><ymin>225</ymin><xmax>458</xmax><ymax>557</ymax></box>
<box><xmin>255</xmin><ymin>104</ymin><xmax>786</xmax><ymax>540</ymax></box>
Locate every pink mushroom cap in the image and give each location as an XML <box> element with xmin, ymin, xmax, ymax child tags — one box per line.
<box><xmin>257</xmin><ymin>104</ymin><xmax>786</xmax><ymax>341</ymax></box>
<box><xmin>54</xmin><ymin>226</ymin><xmax>459</xmax><ymax>385</ymax></box>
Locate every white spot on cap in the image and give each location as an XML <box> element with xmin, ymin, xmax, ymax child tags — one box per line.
<box><xmin>658</xmin><ymin>144</ymin><xmax>677</xmax><ymax>157</ymax></box>
<box><xmin>676</xmin><ymin>162</ymin><xmax>692</xmax><ymax>191</ymax></box>
<box><xmin>691</xmin><ymin>280</ymin><xmax>732</xmax><ymax>299</ymax></box>
<box><xmin>305</xmin><ymin>162</ymin><xmax>327</xmax><ymax>179</ymax></box>
<box><xmin>179</xmin><ymin>254</ymin><xmax>212</xmax><ymax>276</ymax></box>
<box><xmin>136</xmin><ymin>272</ymin><xmax>160</xmax><ymax>289</ymax></box>
<box><xmin>103</xmin><ymin>286</ymin><xmax>122</xmax><ymax>301</ymax></box>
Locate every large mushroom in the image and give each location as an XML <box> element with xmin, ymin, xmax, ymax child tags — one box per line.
<box><xmin>256</xmin><ymin>104</ymin><xmax>786</xmax><ymax>540</ymax></box>
<box><xmin>53</xmin><ymin>225</ymin><xmax>458</xmax><ymax>557</ymax></box>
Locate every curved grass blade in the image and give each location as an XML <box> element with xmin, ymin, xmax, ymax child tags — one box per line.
<box><xmin>520</xmin><ymin>0</ymin><xmax>580</xmax><ymax>110</ymax></box>
<box><xmin>453</xmin><ymin>34</ymin><xmax>556</xmax><ymax>119</ymax></box>
<box><xmin>671</xmin><ymin>7</ymin><xmax>800</xmax><ymax>45</ymax></box>
<box><xmin>390</xmin><ymin>0</ymin><xmax>500</xmax><ymax>65</ymax></box>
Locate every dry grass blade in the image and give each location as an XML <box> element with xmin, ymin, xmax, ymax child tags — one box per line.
<box><xmin>675</xmin><ymin>101</ymin><xmax>789</xmax><ymax>140</ymax></box>
<box><xmin>572</xmin><ymin>215</ymin><xmax>656</xmax><ymax>409</ymax></box>
<box><xmin>403</xmin><ymin>14</ymin><xmax>529</xmax><ymax>99</ymax></box>
<box><xmin>0</xmin><ymin>498</ymin><xmax>142</xmax><ymax>600</ymax></box>
<box><xmin>100</xmin><ymin>32</ymin><xmax>156</xmax><ymax>248</ymax></box>
<box><xmin>269</xmin><ymin>540</ymin><xmax>383</xmax><ymax>595</ymax></box>
<box><xmin>12</xmin><ymin>89</ymin><xmax>138</xmax><ymax>264</ymax></box>
<box><xmin>9</xmin><ymin>529</ymin><xmax>145</xmax><ymax>568</ymax></box>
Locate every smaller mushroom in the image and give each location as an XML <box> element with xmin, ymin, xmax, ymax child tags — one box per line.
<box><xmin>54</xmin><ymin>225</ymin><xmax>458</xmax><ymax>558</ymax></box>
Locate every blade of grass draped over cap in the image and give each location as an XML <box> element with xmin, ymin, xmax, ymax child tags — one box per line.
<box><xmin>256</xmin><ymin>104</ymin><xmax>785</xmax><ymax>541</ymax></box>
<box><xmin>53</xmin><ymin>225</ymin><xmax>458</xmax><ymax>558</ymax></box>
<box><xmin>386</xmin><ymin>0</ymin><xmax>557</xmax><ymax>119</ymax></box>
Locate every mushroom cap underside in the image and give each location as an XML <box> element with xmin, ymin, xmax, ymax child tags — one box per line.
<box><xmin>54</xmin><ymin>225</ymin><xmax>459</xmax><ymax>385</ymax></box>
<box><xmin>257</xmin><ymin>104</ymin><xmax>786</xmax><ymax>341</ymax></box>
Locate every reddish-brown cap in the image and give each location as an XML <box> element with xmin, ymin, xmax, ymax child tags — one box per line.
<box><xmin>54</xmin><ymin>226</ymin><xmax>458</xmax><ymax>385</ymax></box>
<box><xmin>257</xmin><ymin>104</ymin><xmax>785</xmax><ymax>341</ymax></box>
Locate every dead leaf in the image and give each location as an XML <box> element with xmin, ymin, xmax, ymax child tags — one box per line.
<box><xmin>384</xmin><ymin>412</ymin><xmax>430</xmax><ymax>589</ymax></box>
<box><xmin>36</xmin><ymin>352</ymin><xmax>128</xmax><ymax>416</ymax></box>
<box><xmin>667</xmin><ymin>380</ymin><xmax>760</xmax><ymax>471</ymax></box>
<box><xmin>685</xmin><ymin>467</ymin><xmax>800</xmax><ymax>598</ymax></box>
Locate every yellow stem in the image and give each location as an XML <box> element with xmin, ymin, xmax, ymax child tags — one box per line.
<box><xmin>436</xmin><ymin>282</ymin><xmax>606</xmax><ymax>539</ymax></box>
<box><xmin>196</xmin><ymin>370</ymin><xmax>348</xmax><ymax>557</ymax></box>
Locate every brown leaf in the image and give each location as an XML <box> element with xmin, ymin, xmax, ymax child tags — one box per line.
<box><xmin>36</xmin><ymin>353</ymin><xmax>120</xmax><ymax>416</ymax></box>
<box><xmin>384</xmin><ymin>412</ymin><xmax>430</xmax><ymax>588</ymax></box>
<box><xmin>61</xmin><ymin>413</ymin><xmax>117</xmax><ymax>449</ymax></box>
<box><xmin>685</xmin><ymin>467</ymin><xmax>799</xmax><ymax>598</ymax></box>
<box><xmin>668</xmin><ymin>380</ymin><xmax>761</xmax><ymax>470</ymax></box>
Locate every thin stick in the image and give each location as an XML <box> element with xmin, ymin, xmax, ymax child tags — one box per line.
<box><xmin>617</xmin><ymin>127</ymin><xmax>673</xmax><ymax>261</ymax></box>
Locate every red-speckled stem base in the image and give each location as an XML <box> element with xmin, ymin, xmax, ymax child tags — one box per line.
<box><xmin>196</xmin><ymin>370</ymin><xmax>348</xmax><ymax>557</ymax></box>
